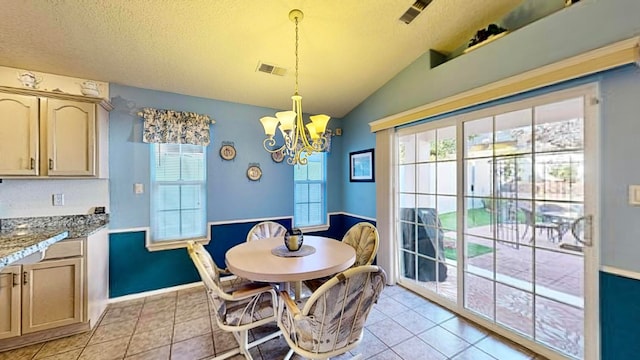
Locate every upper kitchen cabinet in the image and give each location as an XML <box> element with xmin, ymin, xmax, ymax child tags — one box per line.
<box><xmin>0</xmin><ymin>93</ymin><xmax>39</xmax><ymax>176</ymax></box>
<box><xmin>0</xmin><ymin>91</ymin><xmax>110</xmax><ymax>178</ymax></box>
<box><xmin>44</xmin><ymin>99</ymin><xmax>96</xmax><ymax>176</ymax></box>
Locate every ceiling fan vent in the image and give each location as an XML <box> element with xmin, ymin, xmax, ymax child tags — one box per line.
<box><xmin>257</xmin><ymin>62</ymin><xmax>287</xmax><ymax>76</ymax></box>
<box><xmin>399</xmin><ymin>0</ymin><xmax>433</xmax><ymax>24</ymax></box>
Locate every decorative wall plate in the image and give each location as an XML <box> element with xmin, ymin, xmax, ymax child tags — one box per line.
<box><xmin>247</xmin><ymin>165</ymin><xmax>262</xmax><ymax>181</ymax></box>
<box><xmin>220</xmin><ymin>144</ymin><xmax>236</xmax><ymax>160</ymax></box>
<box><xmin>271</xmin><ymin>149</ymin><xmax>285</xmax><ymax>163</ymax></box>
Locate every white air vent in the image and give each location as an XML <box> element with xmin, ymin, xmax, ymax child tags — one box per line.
<box><xmin>256</xmin><ymin>62</ymin><xmax>287</xmax><ymax>76</ymax></box>
<box><xmin>399</xmin><ymin>0</ymin><xmax>432</xmax><ymax>24</ymax></box>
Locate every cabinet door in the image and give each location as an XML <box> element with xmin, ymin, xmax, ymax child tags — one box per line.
<box><xmin>0</xmin><ymin>93</ymin><xmax>39</xmax><ymax>175</ymax></box>
<box><xmin>45</xmin><ymin>99</ymin><xmax>96</xmax><ymax>176</ymax></box>
<box><xmin>22</xmin><ymin>258</ymin><xmax>83</xmax><ymax>334</ymax></box>
<box><xmin>0</xmin><ymin>266</ymin><xmax>21</xmax><ymax>339</ymax></box>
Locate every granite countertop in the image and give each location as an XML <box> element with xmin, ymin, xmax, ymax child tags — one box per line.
<box><xmin>0</xmin><ymin>214</ymin><xmax>109</xmax><ymax>271</ymax></box>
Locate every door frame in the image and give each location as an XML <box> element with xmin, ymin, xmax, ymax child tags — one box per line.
<box><xmin>393</xmin><ymin>82</ymin><xmax>600</xmax><ymax>360</ymax></box>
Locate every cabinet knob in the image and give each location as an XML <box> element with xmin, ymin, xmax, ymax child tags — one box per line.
<box><xmin>30</xmin><ymin>157</ymin><xmax>35</xmax><ymax>170</ymax></box>
<box><xmin>13</xmin><ymin>273</ymin><xmax>19</xmax><ymax>287</ymax></box>
<box><xmin>48</xmin><ymin>159</ymin><xmax>54</xmax><ymax>170</ymax></box>
<box><xmin>23</xmin><ymin>271</ymin><xmax>28</xmax><ymax>285</ymax></box>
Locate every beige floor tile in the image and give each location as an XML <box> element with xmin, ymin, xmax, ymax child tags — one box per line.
<box><xmin>475</xmin><ymin>335</ymin><xmax>535</xmax><ymax>360</ymax></box>
<box><xmin>418</xmin><ymin>326</ymin><xmax>470</xmax><ymax>358</ymax></box>
<box><xmin>451</xmin><ymin>346</ymin><xmax>498</xmax><ymax>360</ymax></box>
<box><xmin>135</xmin><ymin>311</ymin><xmax>174</xmax><ymax>334</ymax></box>
<box><xmin>88</xmin><ymin>319</ymin><xmax>137</xmax><ymax>345</ymax></box>
<box><xmin>0</xmin><ymin>343</ymin><xmax>43</xmax><ymax>360</ymax></box>
<box><xmin>99</xmin><ymin>304</ymin><xmax>142</xmax><ymax>326</ymax></box>
<box><xmin>174</xmin><ymin>300</ymin><xmax>209</xmax><ymax>324</ymax></box>
<box><xmin>440</xmin><ymin>317</ymin><xmax>489</xmax><ymax>344</ymax></box>
<box><xmin>392</xmin><ymin>337</ymin><xmax>446</xmax><ymax>360</ymax></box>
<box><xmin>107</xmin><ymin>298</ymin><xmax>144</xmax><ymax>309</ymax></box>
<box><xmin>35</xmin><ymin>332</ymin><xmax>91</xmax><ymax>358</ymax></box>
<box><xmin>126</xmin><ymin>325</ymin><xmax>172</xmax><ymax>357</ymax></box>
<box><xmin>37</xmin><ymin>348</ymin><xmax>82</xmax><ymax>360</ymax></box>
<box><xmin>173</xmin><ymin>316</ymin><xmax>211</xmax><ymax>343</ymax></box>
<box><xmin>125</xmin><ymin>345</ymin><xmax>170</xmax><ymax>360</ymax></box>
<box><xmin>144</xmin><ymin>291</ymin><xmax>177</xmax><ymax>303</ymax></box>
<box><xmin>177</xmin><ymin>285</ymin><xmax>205</xmax><ymax>297</ymax></box>
<box><xmin>176</xmin><ymin>290</ymin><xmax>208</xmax><ymax>308</ymax></box>
<box><xmin>212</xmin><ymin>330</ymin><xmax>238</xmax><ymax>354</ymax></box>
<box><xmin>140</xmin><ymin>298</ymin><xmax>175</xmax><ymax>316</ymax></box>
<box><xmin>78</xmin><ymin>336</ymin><xmax>129</xmax><ymax>360</ymax></box>
<box><xmin>367</xmin><ymin>318</ymin><xmax>413</xmax><ymax>347</ymax></box>
<box><xmin>171</xmin><ymin>333</ymin><xmax>214</xmax><ymax>360</ymax></box>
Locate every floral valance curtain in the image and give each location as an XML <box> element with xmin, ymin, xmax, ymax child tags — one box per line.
<box><xmin>138</xmin><ymin>107</ymin><xmax>215</xmax><ymax>146</ymax></box>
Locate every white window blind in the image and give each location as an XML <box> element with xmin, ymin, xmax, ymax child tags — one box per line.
<box><xmin>294</xmin><ymin>153</ymin><xmax>327</xmax><ymax>228</ymax></box>
<box><xmin>151</xmin><ymin>143</ymin><xmax>206</xmax><ymax>242</ymax></box>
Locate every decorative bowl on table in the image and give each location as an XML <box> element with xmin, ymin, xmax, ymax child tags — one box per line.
<box><xmin>284</xmin><ymin>228</ymin><xmax>304</xmax><ymax>251</ymax></box>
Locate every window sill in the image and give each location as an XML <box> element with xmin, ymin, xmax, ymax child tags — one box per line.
<box><xmin>146</xmin><ymin>237</ymin><xmax>210</xmax><ymax>252</ymax></box>
<box><xmin>298</xmin><ymin>224</ymin><xmax>330</xmax><ymax>233</ymax></box>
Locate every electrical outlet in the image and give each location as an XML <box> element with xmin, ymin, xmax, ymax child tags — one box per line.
<box><xmin>52</xmin><ymin>193</ymin><xmax>64</xmax><ymax>206</ymax></box>
<box><xmin>134</xmin><ymin>183</ymin><xmax>144</xmax><ymax>194</ymax></box>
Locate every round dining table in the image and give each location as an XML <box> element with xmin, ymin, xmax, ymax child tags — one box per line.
<box><xmin>225</xmin><ymin>235</ymin><xmax>355</xmax><ymax>283</ymax></box>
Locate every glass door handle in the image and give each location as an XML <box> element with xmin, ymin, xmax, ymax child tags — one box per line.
<box><xmin>571</xmin><ymin>215</ymin><xmax>593</xmax><ymax>247</ymax></box>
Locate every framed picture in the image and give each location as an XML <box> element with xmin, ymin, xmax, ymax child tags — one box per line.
<box><xmin>349</xmin><ymin>149</ymin><xmax>375</xmax><ymax>182</ymax></box>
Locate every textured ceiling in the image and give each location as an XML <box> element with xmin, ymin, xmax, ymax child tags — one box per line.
<box><xmin>0</xmin><ymin>0</ymin><xmax>523</xmax><ymax>118</ymax></box>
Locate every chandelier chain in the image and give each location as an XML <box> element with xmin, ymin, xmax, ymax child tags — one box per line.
<box><xmin>294</xmin><ymin>16</ymin><xmax>299</xmax><ymax>95</ymax></box>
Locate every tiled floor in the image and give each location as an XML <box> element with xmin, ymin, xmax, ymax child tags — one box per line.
<box><xmin>0</xmin><ymin>285</ymin><xmax>548</xmax><ymax>360</ymax></box>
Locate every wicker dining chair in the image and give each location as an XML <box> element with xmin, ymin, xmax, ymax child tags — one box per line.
<box><xmin>278</xmin><ymin>265</ymin><xmax>387</xmax><ymax>360</ymax></box>
<box><xmin>186</xmin><ymin>241</ymin><xmax>281</xmax><ymax>360</ymax></box>
<box><xmin>246</xmin><ymin>221</ymin><xmax>287</xmax><ymax>242</ymax></box>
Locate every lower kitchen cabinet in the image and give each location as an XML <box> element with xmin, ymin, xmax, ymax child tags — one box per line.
<box><xmin>0</xmin><ymin>228</ymin><xmax>108</xmax><ymax>349</ymax></box>
<box><xmin>0</xmin><ymin>266</ymin><xmax>21</xmax><ymax>340</ymax></box>
<box><xmin>22</xmin><ymin>258</ymin><xmax>83</xmax><ymax>334</ymax></box>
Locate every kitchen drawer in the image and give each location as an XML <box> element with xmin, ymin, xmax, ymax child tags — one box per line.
<box><xmin>42</xmin><ymin>239</ymin><xmax>83</xmax><ymax>260</ymax></box>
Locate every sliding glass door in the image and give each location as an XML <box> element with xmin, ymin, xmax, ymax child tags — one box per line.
<box><xmin>396</xmin><ymin>85</ymin><xmax>598</xmax><ymax>360</ymax></box>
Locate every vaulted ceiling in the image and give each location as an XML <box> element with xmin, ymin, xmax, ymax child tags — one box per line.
<box><xmin>0</xmin><ymin>0</ymin><xmax>523</xmax><ymax>118</ymax></box>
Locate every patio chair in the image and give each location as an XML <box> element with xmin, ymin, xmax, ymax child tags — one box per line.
<box><xmin>519</xmin><ymin>207</ymin><xmax>562</xmax><ymax>243</ymax></box>
<box><xmin>186</xmin><ymin>241</ymin><xmax>281</xmax><ymax>360</ymax></box>
<box><xmin>278</xmin><ymin>265</ymin><xmax>387</xmax><ymax>360</ymax></box>
<box><xmin>304</xmin><ymin>222</ymin><xmax>379</xmax><ymax>292</ymax></box>
<box><xmin>246</xmin><ymin>221</ymin><xmax>286</xmax><ymax>242</ymax></box>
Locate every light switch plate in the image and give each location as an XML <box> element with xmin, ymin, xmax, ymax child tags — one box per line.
<box><xmin>629</xmin><ymin>185</ymin><xmax>640</xmax><ymax>205</ymax></box>
<box><xmin>134</xmin><ymin>183</ymin><xmax>144</xmax><ymax>194</ymax></box>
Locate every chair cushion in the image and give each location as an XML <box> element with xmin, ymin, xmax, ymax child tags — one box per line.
<box><xmin>223</xmin><ymin>291</ymin><xmax>275</xmax><ymax>326</ymax></box>
<box><xmin>342</xmin><ymin>223</ymin><xmax>378</xmax><ymax>266</ymax></box>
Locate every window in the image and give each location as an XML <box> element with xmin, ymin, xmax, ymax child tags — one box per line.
<box><xmin>150</xmin><ymin>143</ymin><xmax>207</xmax><ymax>243</ymax></box>
<box><xmin>294</xmin><ymin>153</ymin><xmax>327</xmax><ymax>229</ymax></box>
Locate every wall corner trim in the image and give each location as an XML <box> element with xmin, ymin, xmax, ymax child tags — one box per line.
<box><xmin>369</xmin><ymin>36</ymin><xmax>640</xmax><ymax>133</ymax></box>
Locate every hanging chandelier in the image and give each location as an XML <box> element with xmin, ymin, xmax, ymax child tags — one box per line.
<box><xmin>259</xmin><ymin>9</ymin><xmax>331</xmax><ymax>166</ymax></box>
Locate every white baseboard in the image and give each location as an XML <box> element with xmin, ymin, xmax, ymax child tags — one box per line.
<box><xmin>108</xmin><ymin>281</ymin><xmax>203</xmax><ymax>303</ymax></box>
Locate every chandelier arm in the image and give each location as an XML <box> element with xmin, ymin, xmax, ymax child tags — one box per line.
<box><xmin>262</xmin><ymin>138</ymin><xmax>286</xmax><ymax>153</ymax></box>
